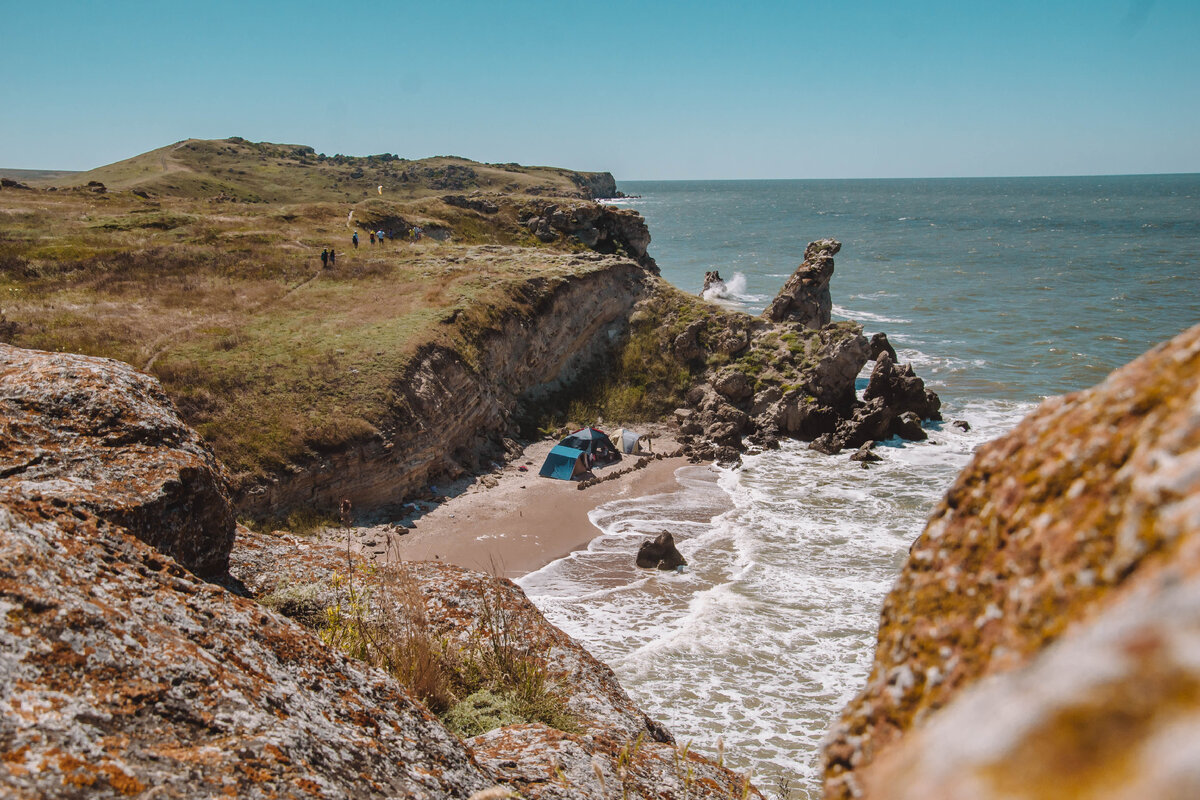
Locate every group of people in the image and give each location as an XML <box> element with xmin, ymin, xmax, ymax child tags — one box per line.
<box><xmin>324</xmin><ymin>225</ymin><xmax>428</xmax><ymax>266</ymax></box>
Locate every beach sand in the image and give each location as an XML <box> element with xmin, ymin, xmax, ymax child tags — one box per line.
<box><xmin>344</xmin><ymin>429</ymin><xmax>692</xmax><ymax>579</ymax></box>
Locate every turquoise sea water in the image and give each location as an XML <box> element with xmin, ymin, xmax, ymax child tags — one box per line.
<box><xmin>519</xmin><ymin>175</ymin><xmax>1200</xmax><ymax>797</ymax></box>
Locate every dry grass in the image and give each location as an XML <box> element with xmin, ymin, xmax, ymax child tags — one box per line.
<box><xmin>0</xmin><ymin>183</ymin><xmax>602</xmax><ymax>491</ymax></box>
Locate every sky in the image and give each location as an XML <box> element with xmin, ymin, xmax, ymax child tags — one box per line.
<box><xmin>2</xmin><ymin>0</ymin><xmax>1198</xmax><ymax>179</ymax></box>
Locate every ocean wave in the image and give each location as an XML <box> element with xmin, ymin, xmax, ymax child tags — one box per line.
<box><xmin>831</xmin><ymin>304</ymin><xmax>912</xmax><ymax>325</ymax></box>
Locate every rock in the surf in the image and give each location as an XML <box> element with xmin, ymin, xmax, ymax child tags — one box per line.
<box><xmin>762</xmin><ymin>238</ymin><xmax>840</xmax><ymax>328</ymax></box>
<box><xmin>636</xmin><ymin>531</ymin><xmax>687</xmax><ymax>570</ymax></box>
<box><xmin>869</xmin><ymin>332</ymin><xmax>898</xmax><ymax>362</ymax></box>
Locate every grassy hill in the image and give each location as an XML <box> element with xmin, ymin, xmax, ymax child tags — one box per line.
<box><xmin>0</xmin><ymin>139</ymin><xmax>640</xmax><ymax>519</ymax></box>
<box><xmin>40</xmin><ymin>137</ymin><xmax>615</xmax><ymax>203</ymax></box>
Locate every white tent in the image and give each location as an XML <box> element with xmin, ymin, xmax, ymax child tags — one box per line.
<box><xmin>611</xmin><ymin>428</ymin><xmax>651</xmax><ymax>455</ymax></box>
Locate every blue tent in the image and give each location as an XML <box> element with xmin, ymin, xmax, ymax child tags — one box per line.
<box><xmin>539</xmin><ymin>445</ymin><xmax>588</xmax><ymax>480</ymax></box>
<box><xmin>558</xmin><ymin>427</ymin><xmax>621</xmax><ymax>466</ymax></box>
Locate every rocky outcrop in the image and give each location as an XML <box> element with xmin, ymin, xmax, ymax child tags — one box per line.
<box><xmin>635</xmin><ymin>531</ymin><xmax>688</xmax><ymax>570</ymax></box>
<box><xmin>868</xmin><ymin>332</ymin><xmax>897</xmax><ymax>362</ymax></box>
<box><xmin>0</xmin><ymin>344</ymin><xmax>234</xmax><ymax>577</ymax></box>
<box><xmin>653</xmin><ymin>240</ymin><xmax>940</xmax><ymax>462</ymax></box>
<box><xmin>569</xmin><ymin>171</ymin><xmax>621</xmax><ymax>200</ymax></box>
<box><xmin>823</xmin><ymin>322</ymin><xmax>1200</xmax><ymax>799</ymax></box>
<box><xmin>0</xmin><ymin>497</ymin><xmax>493</xmax><ymax>799</ymax></box>
<box><xmin>520</xmin><ymin>202</ymin><xmax>657</xmax><ymax>273</ymax></box>
<box><xmin>762</xmin><ymin>238</ymin><xmax>840</xmax><ymax>328</ymax></box>
<box><xmin>700</xmin><ymin>270</ymin><xmax>725</xmax><ymax>297</ymax></box>
<box><xmin>0</xmin><ymin>357</ymin><xmax>497</xmax><ymax>797</ymax></box>
<box><xmin>237</xmin><ymin>256</ymin><xmax>653</xmax><ymax>519</ymax></box>
<box><xmin>232</xmin><ymin>529</ymin><xmax>758</xmax><ymax>798</ymax></box>
<box><xmin>443</xmin><ymin>194</ymin><xmax>500</xmax><ymax>214</ymax></box>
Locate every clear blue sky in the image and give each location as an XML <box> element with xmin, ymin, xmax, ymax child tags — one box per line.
<box><xmin>3</xmin><ymin>0</ymin><xmax>1197</xmax><ymax>178</ymax></box>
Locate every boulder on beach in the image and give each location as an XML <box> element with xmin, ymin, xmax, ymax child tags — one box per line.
<box><xmin>636</xmin><ymin>531</ymin><xmax>688</xmax><ymax>570</ymax></box>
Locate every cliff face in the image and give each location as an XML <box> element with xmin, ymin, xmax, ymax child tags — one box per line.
<box><xmin>823</xmin><ymin>322</ymin><xmax>1200</xmax><ymax>799</ymax></box>
<box><xmin>236</xmin><ymin>255</ymin><xmax>652</xmax><ymax>517</ymax></box>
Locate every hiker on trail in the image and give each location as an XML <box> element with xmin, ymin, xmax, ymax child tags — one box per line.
<box><xmin>321</xmin><ymin>248</ymin><xmax>329</xmax><ymax>268</ymax></box>
<box><xmin>329</xmin><ymin>247</ymin><xmax>336</xmax><ymax>267</ymax></box>
<box><xmin>369</xmin><ymin>231</ymin><xmax>376</xmax><ymax>245</ymax></box>
<box><xmin>352</xmin><ymin>231</ymin><xmax>359</xmax><ymax>249</ymax></box>
<box><xmin>377</xmin><ymin>229</ymin><xmax>386</xmax><ymax>245</ymax></box>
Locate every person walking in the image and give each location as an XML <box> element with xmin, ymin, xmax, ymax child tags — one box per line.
<box><xmin>321</xmin><ymin>248</ymin><xmax>329</xmax><ymax>268</ymax></box>
<box><xmin>369</xmin><ymin>231</ymin><xmax>376</xmax><ymax>245</ymax></box>
<box><xmin>377</xmin><ymin>229</ymin><xmax>386</xmax><ymax>245</ymax></box>
<box><xmin>329</xmin><ymin>247</ymin><xmax>336</xmax><ymax>267</ymax></box>
<box><xmin>352</xmin><ymin>231</ymin><xmax>359</xmax><ymax>249</ymax></box>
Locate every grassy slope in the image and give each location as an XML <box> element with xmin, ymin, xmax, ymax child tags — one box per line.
<box><xmin>41</xmin><ymin>138</ymin><xmax>608</xmax><ymax>204</ymax></box>
<box><xmin>0</xmin><ymin>140</ymin><xmax>619</xmax><ymax>495</ymax></box>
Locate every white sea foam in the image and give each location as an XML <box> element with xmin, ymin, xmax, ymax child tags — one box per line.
<box><xmin>520</xmin><ymin>395</ymin><xmax>1033</xmax><ymax>797</ymax></box>
<box><xmin>831</xmin><ymin>304</ymin><xmax>912</xmax><ymax>325</ymax></box>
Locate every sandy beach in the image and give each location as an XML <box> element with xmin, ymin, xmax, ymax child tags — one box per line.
<box><xmin>343</xmin><ymin>428</ymin><xmax>693</xmax><ymax>579</ymax></box>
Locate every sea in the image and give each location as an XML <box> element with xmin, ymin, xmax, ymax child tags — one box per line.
<box><xmin>517</xmin><ymin>175</ymin><xmax>1200</xmax><ymax>797</ymax></box>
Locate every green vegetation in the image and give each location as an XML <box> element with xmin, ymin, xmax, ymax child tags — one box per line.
<box><xmin>299</xmin><ymin>559</ymin><xmax>579</xmax><ymax>737</ymax></box>
<box><xmin>0</xmin><ymin>141</ymin><xmax>620</xmax><ymax>493</ymax></box>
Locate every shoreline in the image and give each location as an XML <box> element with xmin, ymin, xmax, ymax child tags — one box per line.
<box><xmin>342</xmin><ymin>426</ymin><xmax>699</xmax><ymax>579</ymax></box>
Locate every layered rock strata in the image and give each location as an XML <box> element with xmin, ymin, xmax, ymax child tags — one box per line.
<box><xmin>823</xmin><ymin>322</ymin><xmax>1200</xmax><ymax>799</ymax></box>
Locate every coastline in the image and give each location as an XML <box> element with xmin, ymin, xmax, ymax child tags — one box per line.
<box><xmin>351</xmin><ymin>427</ymin><xmax>697</xmax><ymax>579</ymax></box>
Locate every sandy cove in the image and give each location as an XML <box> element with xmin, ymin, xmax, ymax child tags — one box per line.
<box><xmin>336</xmin><ymin>427</ymin><xmax>697</xmax><ymax>579</ymax></box>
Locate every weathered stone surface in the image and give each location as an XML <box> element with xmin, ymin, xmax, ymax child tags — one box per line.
<box><xmin>635</xmin><ymin>531</ymin><xmax>687</xmax><ymax>571</ymax></box>
<box><xmin>0</xmin><ymin>344</ymin><xmax>234</xmax><ymax>577</ymax></box>
<box><xmin>0</xmin><ymin>498</ymin><xmax>492</xmax><ymax>799</ymax></box>
<box><xmin>892</xmin><ymin>411</ymin><xmax>927</xmax><ymax>442</ymax></box>
<box><xmin>762</xmin><ymin>238</ymin><xmax>841</xmax><ymax>328</ymax></box>
<box><xmin>470</xmin><ymin>723</ymin><xmax>760</xmax><ymax>800</ymax></box>
<box><xmin>862</xmin><ymin>570</ymin><xmax>1200</xmax><ymax>800</ymax></box>
<box><xmin>849</xmin><ymin>442</ymin><xmax>883</xmax><ymax>463</ymax></box>
<box><xmin>823</xmin><ymin>322</ymin><xmax>1200</xmax><ymax>799</ymax></box>
<box><xmin>232</xmin><ymin>529</ymin><xmax>675</xmax><ymax>744</ymax></box>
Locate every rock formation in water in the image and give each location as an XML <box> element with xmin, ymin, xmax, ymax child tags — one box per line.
<box><xmin>822</xmin><ymin>322</ymin><xmax>1200</xmax><ymax>800</ymax></box>
<box><xmin>659</xmin><ymin>239</ymin><xmax>941</xmax><ymax>463</ymax></box>
<box><xmin>700</xmin><ymin>270</ymin><xmax>726</xmax><ymax>297</ymax></box>
<box><xmin>0</xmin><ymin>343</ymin><xmax>757</xmax><ymax>799</ymax></box>
<box><xmin>635</xmin><ymin>531</ymin><xmax>688</xmax><ymax>570</ymax></box>
<box><xmin>762</xmin><ymin>238</ymin><xmax>839</xmax><ymax>328</ymax></box>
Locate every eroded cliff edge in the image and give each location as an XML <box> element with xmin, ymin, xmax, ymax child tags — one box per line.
<box><xmin>823</xmin><ymin>321</ymin><xmax>1200</xmax><ymax>800</ymax></box>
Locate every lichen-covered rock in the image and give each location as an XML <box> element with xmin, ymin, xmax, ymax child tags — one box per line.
<box><xmin>0</xmin><ymin>343</ymin><xmax>234</xmax><ymax>576</ymax></box>
<box><xmin>861</xmin><ymin>567</ymin><xmax>1200</xmax><ymax>800</ymax></box>
<box><xmin>470</xmin><ymin>723</ymin><xmax>761</xmax><ymax>800</ymax></box>
<box><xmin>0</xmin><ymin>497</ymin><xmax>492</xmax><ymax>799</ymax></box>
<box><xmin>762</xmin><ymin>238</ymin><xmax>841</xmax><ymax>328</ymax></box>
<box><xmin>823</xmin><ymin>322</ymin><xmax>1200</xmax><ymax>799</ymax></box>
<box><xmin>233</xmin><ymin>529</ymin><xmax>673</xmax><ymax>744</ymax></box>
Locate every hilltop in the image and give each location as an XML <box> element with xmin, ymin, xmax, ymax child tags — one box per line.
<box><xmin>30</xmin><ymin>136</ymin><xmax>619</xmax><ymax>202</ymax></box>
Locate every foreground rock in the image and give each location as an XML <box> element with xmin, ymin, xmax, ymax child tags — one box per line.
<box><xmin>0</xmin><ymin>344</ymin><xmax>234</xmax><ymax>577</ymax></box>
<box><xmin>823</xmin><ymin>322</ymin><xmax>1200</xmax><ymax>799</ymax></box>
<box><xmin>0</xmin><ymin>497</ymin><xmax>493</xmax><ymax>799</ymax></box>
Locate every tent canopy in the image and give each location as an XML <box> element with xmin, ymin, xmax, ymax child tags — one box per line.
<box><xmin>539</xmin><ymin>445</ymin><xmax>587</xmax><ymax>480</ymax></box>
<box><xmin>611</xmin><ymin>428</ymin><xmax>650</xmax><ymax>455</ymax></box>
<box><xmin>559</xmin><ymin>427</ymin><xmax>621</xmax><ymax>466</ymax></box>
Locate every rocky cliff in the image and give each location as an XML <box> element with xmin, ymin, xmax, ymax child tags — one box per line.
<box><xmin>823</xmin><ymin>322</ymin><xmax>1200</xmax><ymax>799</ymax></box>
<box><xmin>236</xmin><ymin>254</ymin><xmax>653</xmax><ymax>518</ymax></box>
<box><xmin>624</xmin><ymin>239</ymin><xmax>941</xmax><ymax>464</ymax></box>
<box><xmin>0</xmin><ymin>344</ymin><xmax>758</xmax><ymax>798</ymax></box>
